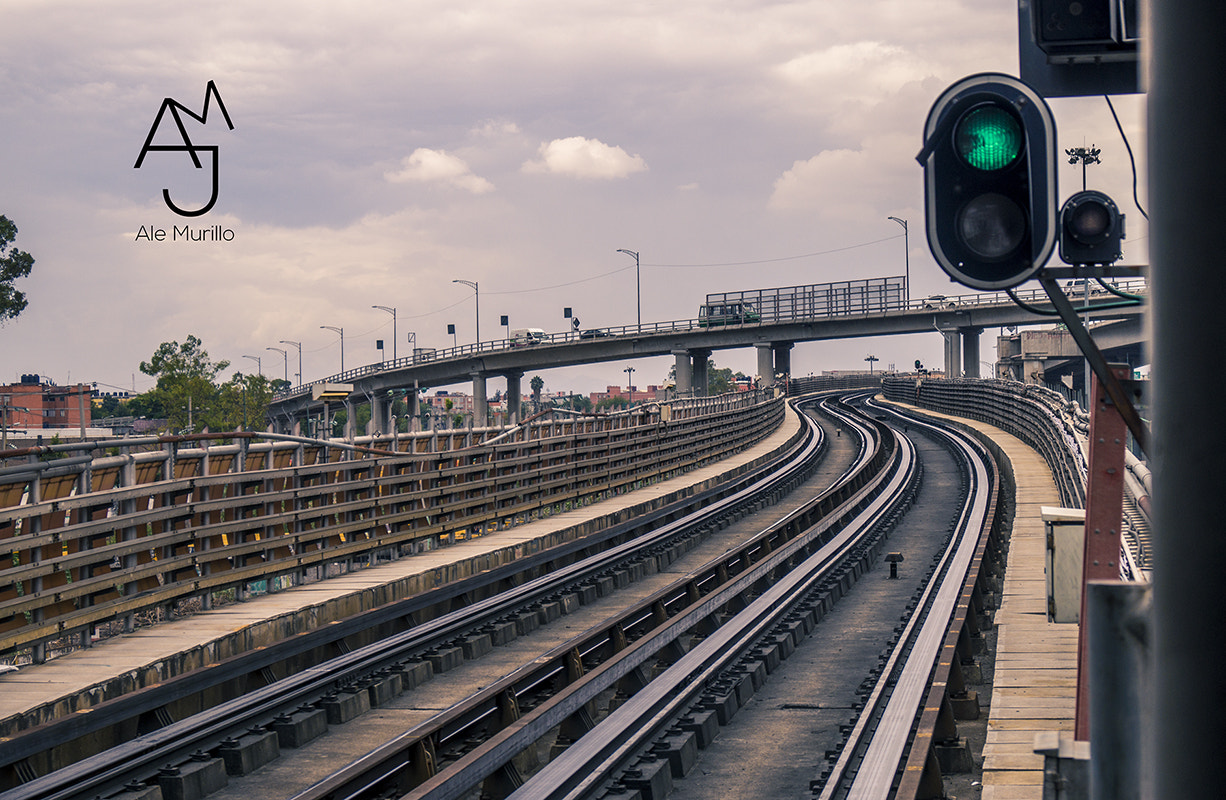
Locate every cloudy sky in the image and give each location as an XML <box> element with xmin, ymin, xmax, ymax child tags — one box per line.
<box><xmin>0</xmin><ymin>1</ymin><xmax>1147</xmax><ymax>397</ymax></box>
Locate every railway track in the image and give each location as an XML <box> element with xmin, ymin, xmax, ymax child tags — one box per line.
<box><xmin>2</xmin><ymin>393</ymin><xmax>1000</xmax><ymax>800</ymax></box>
<box><xmin>0</xmin><ymin>394</ymin><xmax>865</xmax><ymax>800</ymax></box>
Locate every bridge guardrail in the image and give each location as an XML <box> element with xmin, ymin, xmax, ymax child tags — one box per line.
<box><xmin>882</xmin><ymin>376</ymin><xmax>1088</xmax><ymax>510</ymax></box>
<box><xmin>0</xmin><ymin>392</ymin><xmax>784</xmax><ymax>665</ymax></box>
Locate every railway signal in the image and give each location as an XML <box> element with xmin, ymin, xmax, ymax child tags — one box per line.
<box><xmin>1059</xmin><ymin>189</ymin><xmax>1125</xmax><ymax>265</ymax></box>
<box><xmin>918</xmin><ymin>73</ymin><xmax>1057</xmax><ymax>290</ymax></box>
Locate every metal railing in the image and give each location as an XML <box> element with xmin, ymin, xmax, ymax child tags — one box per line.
<box><xmin>882</xmin><ymin>376</ymin><xmax>1088</xmax><ymax>510</ymax></box>
<box><xmin>0</xmin><ymin>392</ymin><xmax>784</xmax><ymax>664</ymax></box>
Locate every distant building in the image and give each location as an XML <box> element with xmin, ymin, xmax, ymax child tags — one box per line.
<box><xmin>589</xmin><ymin>385</ymin><xmax>662</xmax><ymax>405</ymax></box>
<box><xmin>1</xmin><ymin>375</ymin><xmax>92</xmax><ymax>432</ymax></box>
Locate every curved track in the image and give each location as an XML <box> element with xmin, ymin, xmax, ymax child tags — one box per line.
<box><xmin>2</xmin><ymin>393</ymin><xmax>1000</xmax><ymax>800</ymax></box>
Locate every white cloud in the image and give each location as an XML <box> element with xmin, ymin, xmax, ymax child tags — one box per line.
<box><xmin>385</xmin><ymin>148</ymin><xmax>495</xmax><ymax>194</ymax></box>
<box><xmin>522</xmin><ymin>137</ymin><xmax>647</xmax><ymax>180</ymax></box>
<box><xmin>768</xmin><ymin>133</ymin><xmax>914</xmax><ymax>220</ymax></box>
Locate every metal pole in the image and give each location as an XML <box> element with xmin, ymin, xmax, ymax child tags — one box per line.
<box><xmin>453</xmin><ymin>281</ymin><xmax>479</xmax><ymax>345</ymax></box>
<box><xmin>888</xmin><ymin>217</ymin><xmax>909</xmax><ymax>302</ymax></box>
<box><xmin>320</xmin><ymin>326</ymin><xmax>343</xmax><ymax>373</ymax></box>
<box><xmin>617</xmin><ymin>249</ymin><xmax>640</xmax><ymax>327</ymax></box>
<box><xmin>1151</xmin><ymin>3</ymin><xmax>1226</xmax><ymax>798</ymax></box>
<box><xmin>266</xmin><ymin>347</ymin><xmax>288</xmax><ymax>384</ymax></box>
<box><xmin>373</xmin><ymin>306</ymin><xmax>397</xmax><ymax>360</ymax></box>
<box><xmin>1088</xmin><ymin>581</ymin><xmax>1151</xmax><ymax>800</ymax></box>
<box><xmin>279</xmin><ymin>340</ymin><xmax>302</xmax><ymax>387</ymax></box>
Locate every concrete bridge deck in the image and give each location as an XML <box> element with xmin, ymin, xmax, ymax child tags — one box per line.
<box><xmin>2</xmin><ymin>399</ymin><xmax>1078</xmax><ymax>800</ymax></box>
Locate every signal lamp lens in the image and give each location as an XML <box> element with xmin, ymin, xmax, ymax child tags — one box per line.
<box><xmin>1067</xmin><ymin>198</ymin><xmax>1112</xmax><ymax>243</ymax></box>
<box><xmin>955</xmin><ymin>105</ymin><xmax>1023</xmax><ymax>171</ymax></box>
<box><xmin>957</xmin><ymin>193</ymin><xmax>1026</xmax><ymax>260</ymax></box>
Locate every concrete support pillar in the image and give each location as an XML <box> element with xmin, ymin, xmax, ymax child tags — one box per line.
<box><xmin>343</xmin><ymin>401</ymin><xmax>356</xmax><ymax>441</ymax></box>
<box><xmin>691</xmin><ymin>349</ymin><xmax>711</xmax><ymax>396</ymax></box>
<box><xmin>961</xmin><ymin>328</ymin><xmax>982</xmax><ymax>379</ymax></box>
<box><xmin>773</xmin><ymin>342</ymin><xmax>794</xmax><ymax>382</ymax></box>
<box><xmin>673</xmin><ymin>351</ymin><xmax>693</xmax><ymax>395</ymax></box>
<box><xmin>471</xmin><ymin>373</ymin><xmax>488</xmax><ymax>427</ymax></box>
<box><xmin>370</xmin><ymin>393</ymin><xmax>391</xmax><ymax>435</ymax></box>
<box><xmin>407</xmin><ymin>389</ymin><xmax>419</xmax><ymax>428</ymax></box>
<box><xmin>756</xmin><ymin>344</ymin><xmax>775</xmax><ymax>388</ymax></box>
<box><xmin>943</xmin><ymin>330</ymin><xmax>962</xmax><ymax>378</ymax></box>
<box><xmin>505</xmin><ymin>372</ymin><xmax>523</xmax><ymax>424</ymax></box>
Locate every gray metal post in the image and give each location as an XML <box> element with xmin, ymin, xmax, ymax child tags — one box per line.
<box><xmin>1150</xmin><ymin>3</ymin><xmax>1226</xmax><ymax>797</ymax></box>
<box><xmin>1088</xmin><ymin>581</ymin><xmax>1151</xmax><ymax>800</ymax></box>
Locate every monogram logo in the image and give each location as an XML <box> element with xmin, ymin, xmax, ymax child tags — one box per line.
<box><xmin>134</xmin><ymin>81</ymin><xmax>234</xmax><ymax>217</ymax></box>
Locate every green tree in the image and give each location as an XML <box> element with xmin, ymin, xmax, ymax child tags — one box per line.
<box><xmin>530</xmin><ymin>375</ymin><xmax>544</xmax><ymax>411</ymax></box>
<box><xmin>216</xmin><ymin>371</ymin><xmax>275</xmax><ymax>431</ymax></box>
<box><xmin>139</xmin><ymin>335</ymin><xmax>230</xmax><ymax>433</ymax></box>
<box><xmin>708</xmin><ymin>363</ymin><xmax>735</xmax><ymax>395</ymax></box>
<box><xmin>596</xmin><ymin>396</ymin><xmax>629</xmax><ymax>411</ymax></box>
<box><xmin>1</xmin><ymin>215</ymin><xmax>35</xmax><ymax>323</ymax></box>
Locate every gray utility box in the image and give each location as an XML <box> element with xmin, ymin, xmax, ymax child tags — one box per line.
<box><xmin>1042</xmin><ymin>507</ymin><xmax>1085</xmax><ymax>623</ymax></box>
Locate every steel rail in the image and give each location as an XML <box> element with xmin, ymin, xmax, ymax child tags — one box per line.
<box><xmin>816</xmin><ymin>399</ymin><xmax>996</xmax><ymax>799</ymax></box>
<box><xmin>280</xmin><ymin>397</ymin><xmax>885</xmax><ymax>800</ymax></box>
<box><xmin>1</xmin><ymin>397</ymin><xmax>835</xmax><ymax>800</ymax></box>
<box><xmin>499</xmin><ymin>404</ymin><xmax>916</xmax><ymax>800</ymax></box>
<box><xmin>0</xmin><ymin>398</ymin><xmax>811</xmax><ymax>788</ymax></box>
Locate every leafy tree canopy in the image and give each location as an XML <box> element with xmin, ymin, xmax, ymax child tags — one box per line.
<box><xmin>1</xmin><ymin>215</ymin><xmax>36</xmax><ymax>323</ymax></box>
<box><xmin>138</xmin><ymin>335</ymin><xmax>233</xmax><ymax>433</ymax></box>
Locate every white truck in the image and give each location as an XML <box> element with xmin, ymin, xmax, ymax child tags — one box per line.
<box><xmin>510</xmin><ymin>328</ymin><xmax>546</xmax><ymax>347</ymax></box>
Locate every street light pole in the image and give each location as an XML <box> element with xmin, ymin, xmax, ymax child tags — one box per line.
<box><xmin>624</xmin><ymin>366</ymin><xmax>635</xmax><ymax>402</ymax></box>
<box><xmin>243</xmin><ymin>354</ymin><xmax>262</xmax><ymax>377</ymax></box>
<box><xmin>887</xmin><ymin>216</ymin><xmax>909</xmax><ymax>303</ymax></box>
<box><xmin>453</xmin><ymin>280</ymin><xmax>479</xmax><ymax>345</ymax></box>
<box><xmin>266</xmin><ymin>347</ymin><xmax>288</xmax><ymax>384</ymax></box>
<box><xmin>279</xmin><ymin>340</ymin><xmax>302</xmax><ymax>386</ymax></box>
<box><xmin>616</xmin><ymin>249</ymin><xmax>640</xmax><ymax>327</ymax></box>
<box><xmin>373</xmin><ymin>305</ymin><xmax>397</xmax><ymax>360</ymax></box>
<box><xmin>320</xmin><ymin>325</ymin><xmax>344</xmax><ymax>373</ymax></box>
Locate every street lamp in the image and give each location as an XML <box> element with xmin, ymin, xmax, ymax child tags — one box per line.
<box><xmin>887</xmin><ymin>216</ymin><xmax>909</xmax><ymax>304</ymax></box>
<box><xmin>453</xmin><ymin>279</ymin><xmax>479</xmax><ymax>345</ymax></box>
<box><xmin>624</xmin><ymin>366</ymin><xmax>635</xmax><ymax>402</ymax></box>
<box><xmin>864</xmin><ymin>355</ymin><xmax>879</xmax><ymax>374</ymax></box>
<box><xmin>373</xmin><ymin>305</ymin><xmax>397</xmax><ymax>360</ymax></box>
<box><xmin>279</xmin><ymin>340</ymin><xmax>302</xmax><ymax>386</ymax></box>
<box><xmin>243</xmin><ymin>354</ymin><xmax>262</xmax><ymax>376</ymax></box>
<box><xmin>266</xmin><ymin>347</ymin><xmax>288</xmax><ymax>384</ymax></box>
<box><xmin>616</xmin><ymin>249</ymin><xmax>641</xmax><ymax>328</ymax></box>
<box><xmin>320</xmin><ymin>325</ymin><xmax>344</xmax><ymax>373</ymax></box>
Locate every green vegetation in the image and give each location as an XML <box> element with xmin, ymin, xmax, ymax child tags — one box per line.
<box><xmin>128</xmin><ymin>335</ymin><xmax>275</xmax><ymax>433</ymax></box>
<box><xmin>0</xmin><ymin>214</ymin><xmax>35</xmax><ymax>323</ymax></box>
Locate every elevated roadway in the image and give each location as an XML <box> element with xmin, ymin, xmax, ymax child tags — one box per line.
<box><xmin>269</xmin><ymin>277</ymin><xmax>1146</xmax><ymax>430</ymax></box>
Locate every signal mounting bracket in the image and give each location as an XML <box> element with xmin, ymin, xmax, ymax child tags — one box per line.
<box><xmin>1037</xmin><ymin>275</ymin><xmax>1149</xmax><ymax>455</ymax></box>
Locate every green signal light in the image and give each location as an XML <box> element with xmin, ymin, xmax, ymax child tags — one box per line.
<box><xmin>955</xmin><ymin>105</ymin><xmax>1023</xmax><ymax>171</ymax></box>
